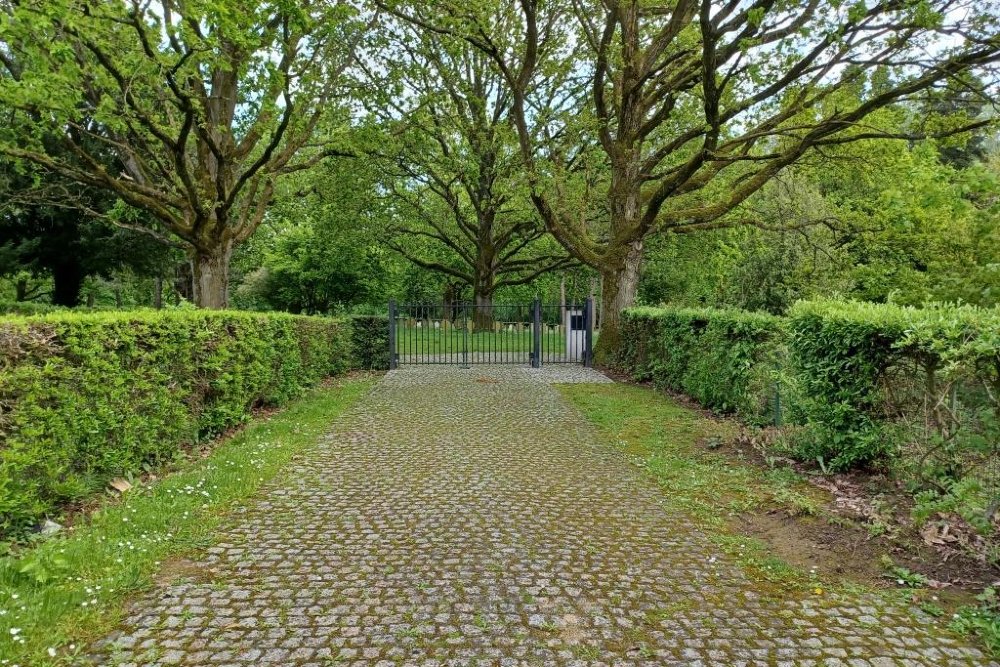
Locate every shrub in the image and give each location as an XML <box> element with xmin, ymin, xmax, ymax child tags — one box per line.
<box><xmin>618</xmin><ymin>306</ymin><xmax>785</xmax><ymax>421</ymax></box>
<box><xmin>788</xmin><ymin>299</ymin><xmax>1000</xmax><ymax>472</ymax></box>
<box><xmin>349</xmin><ymin>315</ymin><xmax>390</xmax><ymax>370</ymax></box>
<box><xmin>0</xmin><ymin>300</ymin><xmax>64</xmax><ymax>316</ymax></box>
<box><xmin>0</xmin><ymin>310</ymin><xmax>352</xmax><ymax>539</ymax></box>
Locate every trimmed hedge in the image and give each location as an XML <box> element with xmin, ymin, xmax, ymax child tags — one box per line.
<box><xmin>788</xmin><ymin>299</ymin><xmax>1000</xmax><ymax>470</ymax></box>
<box><xmin>349</xmin><ymin>315</ymin><xmax>390</xmax><ymax>370</ymax></box>
<box><xmin>620</xmin><ymin>301</ymin><xmax>1000</xmax><ymax>472</ymax></box>
<box><xmin>0</xmin><ymin>310</ymin><xmax>353</xmax><ymax>537</ymax></box>
<box><xmin>617</xmin><ymin>306</ymin><xmax>785</xmax><ymax>421</ymax></box>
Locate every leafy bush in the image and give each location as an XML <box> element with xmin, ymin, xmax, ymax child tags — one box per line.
<box><xmin>349</xmin><ymin>315</ymin><xmax>390</xmax><ymax>370</ymax></box>
<box><xmin>0</xmin><ymin>310</ymin><xmax>352</xmax><ymax>539</ymax></box>
<box><xmin>618</xmin><ymin>306</ymin><xmax>785</xmax><ymax>421</ymax></box>
<box><xmin>786</xmin><ymin>300</ymin><xmax>912</xmax><ymax>470</ymax></box>
<box><xmin>788</xmin><ymin>300</ymin><xmax>1000</xmax><ymax>472</ymax></box>
<box><xmin>0</xmin><ymin>300</ymin><xmax>65</xmax><ymax>316</ymax></box>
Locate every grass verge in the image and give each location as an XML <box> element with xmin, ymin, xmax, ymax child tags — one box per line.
<box><xmin>561</xmin><ymin>381</ymin><xmax>1000</xmax><ymax>657</ymax></box>
<box><xmin>559</xmin><ymin>383</ymin><xmax>854</xmax><ymax>591</ymax></box>
<box><xmin>0</xmin><ymin>374</ymin><xmax>374</xmax><ymax>665</ymax></box>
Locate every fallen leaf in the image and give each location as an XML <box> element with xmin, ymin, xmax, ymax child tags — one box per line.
<box><xmin>110</xmin><ymin>478</ymin><xmax>132</xmax><ymax>493</ymax></box>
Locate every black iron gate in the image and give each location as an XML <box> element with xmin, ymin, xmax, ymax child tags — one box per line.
<box><xmin>388</xmin><ymin>299</ymin><xmax>593</xmax><ymax>368</ymax></box>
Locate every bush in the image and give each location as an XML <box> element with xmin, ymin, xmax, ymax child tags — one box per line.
<box><xmin>620</xmin><ymin>300</ymin><xmax>1000</xmax><ymax>479</ymax></box>
<box><xmin>618</xmin><ymin>306</ymin><xmax>785</xmax><ymax>421</ymax></box>
<box><xmin>349</xmin><ymin>315</ymin><xmax>390</xmax><ymax>370</ymax></box>
<box><xmin>786</xmin><ymin>300</ymin><xmax>912</xmax><ymax>470</ymax></box>
<box><xmin>788</xmin><ymin>299</ymin><xmax>1000</xmax><ymax>472</ymax></box>
<box><xmin>0</xmin><ymin>300</ymin><xmax>64</xmax><ymax>316</ymax></box>
<box><xmin>0</xmin><ymin>310</ymin><xmax>352</xmax><ymax>539</ymax></box>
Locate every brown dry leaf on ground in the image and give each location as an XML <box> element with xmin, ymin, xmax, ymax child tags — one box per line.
<box><xmin>109</xmin><ymin>478</ymin><xmax>132</xmax><ymax>493</ymax></box>
<box><xmin>808</xmin><ymin>476</ymin><xmax>880</xmax><ymax>522</ymax></box>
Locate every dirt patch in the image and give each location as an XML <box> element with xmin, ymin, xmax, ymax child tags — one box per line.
<box><xmin>737</xmin><ymin>512</ymin><xmax>885</xmax><ymax>585</ymax></box>
<box><xmin>153</xmin><ymin>557</ymin><xmax>215</xmax><ymax>587</ymax></box>
<box><xmin>716</xmin><ymin>429</ymin><xmax>999</xmax><ymax>599</ymax></box>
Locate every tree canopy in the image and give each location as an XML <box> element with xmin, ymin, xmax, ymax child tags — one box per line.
<box><xmin>0</xmin><ymin>0</ymin><xmax>996</xmax><ymax>334</ymax></box>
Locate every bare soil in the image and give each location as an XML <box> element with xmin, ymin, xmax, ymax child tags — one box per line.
<box><xmin>602</xmin><ymin>367</ymin><xmax>998</xmax><ymax>601</ymax></box>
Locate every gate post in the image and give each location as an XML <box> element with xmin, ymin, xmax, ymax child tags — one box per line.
<box><xmin>388</xmin><ymin>299</ymin><xmax>397</xmax><ymax>370</ymax></box>
<box><xmin>532</xmin><ymin>298</ymin><xmax>542</xmax><ymax>368</ymax></box>
<box><xmin>460</xmin><ymin>302</ymin><xmax>470</xmax><ymax>369</ymax></box>
<box><xmin>584</xmin><ymin>297</ymin><xmax>594</xmax><ymax>367</ymax></box>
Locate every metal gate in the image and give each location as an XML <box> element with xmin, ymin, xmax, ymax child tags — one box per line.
<box><xmin>388</xmin><ymin>299</ymin><xmax>594</xmax><ymax>368</ymax></box>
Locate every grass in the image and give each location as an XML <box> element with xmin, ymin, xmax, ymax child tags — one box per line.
<box><xmin>0</xmin><ymin>374</ymin><xmax>374</xmax><ymax>665</ymax></box>
<box><xmin>396</xmin><ymin>327</ymin><xmax>571</xmax><ymax>354</ymax></box>
<box><xmin>557</xmin><ymin>383</ymin><xmax>834</xmax><ymax>590</ymax></box>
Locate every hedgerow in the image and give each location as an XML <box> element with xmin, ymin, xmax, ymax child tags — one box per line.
<box><xmin>617</xmin><ymin>306</ymin><xmax>785</xmax><ymax>421</ymax></box>
<box><xmin>0</xmin><ymin>310</ymin><xmax>353</xmax><ymax>538</ymax></box>
<box><xmin>788</xmin><ymin>300</ymin><xmax>1000</xmax><ymax>472</ymax></box>
<box><xmin>620</xmin><ymin>301</ymin><xmax>1000</xmax><ymax>477</ymax></box>
<box><xmin>349</xmin><ymin>315</ymin><xmax>390</xmax><ymax>370</ymax></box>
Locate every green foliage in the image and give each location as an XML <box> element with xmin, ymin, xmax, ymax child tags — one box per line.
<box><xmin>349</xmin><ymin>315</ymin><xmax>390</xmax><ymax>370</ymax></box>
<box><xmin>617</xmin><ymin>306</ymin><xmax>785</xmax><ymax>421</ymax></box>
<box><xmin>0</xmin><ymin>300</ymin><xmax>63</xmax><ymax>316</ymax></box>
<box><xmin>620</xmin><ymin>300</ymin><xmax>1000</xmax><ymax>481</ymax></box>
<box><xmin>640</xmin><ymin>146</ymin><xmax>1000</xmax><ymax>315</ymax></box>
<box><xmin>0</xmin><ymin>310</ymin><xmax>353</xmax><ymax>539</ymax></box>
<box><xmin>787</xmin><ymin>300</ymin><xmax>912</xmax><ymax>470</ymax></box>
<box><xmin>788</xmin><ymin>299</ymin><xmax>1000</xmax><ymax>471</ymax></box>
<box><xmin>952</xmin><ymin>588</ymin><xmax>1000</xmax><ymax>657</ymax></box>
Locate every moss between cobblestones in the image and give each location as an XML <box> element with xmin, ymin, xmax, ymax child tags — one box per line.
<box><xmin>88</xmin><ymin>366</ymin><xmax>991</xmax><ymax>666</ymax></box>
<box><xmin>559</xmin><ymin>381</ymin><xmax>991</xmax><ymax>654</ymax></box>
<box><xmin>558</xmin><ymin>384</ymin><xmax>909</xmax><ymax>592</ymax></box>
<box><xmin>0</xmin><ymin>375</ymin><xmax>374</xmax><ymax>666</ymax></box>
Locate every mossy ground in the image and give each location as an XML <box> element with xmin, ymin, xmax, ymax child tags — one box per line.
<box><xmin>0</xmin><ymin>375</ymin><xmax>374</xmax><ymax>665</ymax></box>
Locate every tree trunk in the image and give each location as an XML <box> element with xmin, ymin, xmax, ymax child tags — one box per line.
<box><xmin>560</xmin><ymin>275</ymin><xmax>566</xmax><ymax>322</ymax></box>
<box><xmin>472</xmin><ymin>266</ymin><xmax>495</xmax><ymax>332</ymax></box>
<box><xmin>192</xmin><ymin>244</ymin><xmax>232</xmax><ymax>309</ymax></box>
<box><xmin>594</xmin><ymin>239</ymin><xmax>643</xmax><ymax>364</ymax></box>
<box><xmin>473</xmin><ymin>291</ymin><xmax>494</xmax><ymax>332</ymax></box>
<box><xmin>153</xmin><ymin>275</ymin><xmax>164</xmax><ymax>309</ymax></box>
<box><xmin>51</xmin><ymin>260</ymin><xmax>85</xmax><ymax>307</ymax></box>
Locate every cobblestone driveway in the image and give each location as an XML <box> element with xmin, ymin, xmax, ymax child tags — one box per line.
<box><xmin>104</xmin><ymin>366</ymin><xmax>993</xmax><ymax>666</ymax></box>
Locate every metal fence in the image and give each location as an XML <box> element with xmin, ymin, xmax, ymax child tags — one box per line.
<box><xmin>388</xmin><ymin>299</ymin><xmax>594</xmax><ymax>368</ymax></box>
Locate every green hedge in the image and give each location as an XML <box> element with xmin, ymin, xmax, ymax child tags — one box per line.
<box><xmin>0</xmin><ymin>300</ymin><xmax>65</xmax><ymax>316</ymax></box>
<box><xmin>0</xmin><ymin>310</ymin><xmax>352</xmax><ymax>538</ymax></box>
<box><xmin>349</xmin><ymin>315</ymin><xmax>390</xmax><ymax>370</ymax></box>
<box><xmin>617</xmin><ymin>306</ymin><xmax>785</xmax><ymax>421</ymax></box>
<box><xmin>788</xmin><ymin>299</ymin><xmax>1000</xmax><ymax>471</ymax></box>
<box><xmin>620</xmin><ymin>301</ymin><xmax>1000</xmax><ymax>473</ymax></box>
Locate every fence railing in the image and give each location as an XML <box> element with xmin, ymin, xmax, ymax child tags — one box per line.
<box><xmin>388</xmin><ymin>299</ymin><xmax>593</xmax><ymax>368</ymax></box>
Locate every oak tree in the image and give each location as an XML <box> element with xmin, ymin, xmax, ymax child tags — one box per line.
<box><xmin>0</xmin><ymin>0</ymin><xmax>362</xmax><ymax>307</ymax></box>
<box><xmin>384</xmin><ymin>0</ymin><xmax>1000</xmax><ymax>358</ymax></box>
<box><xmin>365</xmin><ymin>18</ymin><xmax>573</xmax><ymax>328</ymax></box>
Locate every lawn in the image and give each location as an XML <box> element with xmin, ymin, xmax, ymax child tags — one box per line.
<box><xmin>0</xmin><ymin>375</ymin><xmax>374</xmax><ymax>665</ymax></box>
<box><xmin>396</xmin><ymin>326</ymin><xmax>568</xmax><ymax>353</ymax></box>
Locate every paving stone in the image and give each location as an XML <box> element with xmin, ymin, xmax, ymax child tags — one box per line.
<box><xmin>98</xmin><ymin>366</ymin><xmax>994</xmax><ymax>666</ymax></box>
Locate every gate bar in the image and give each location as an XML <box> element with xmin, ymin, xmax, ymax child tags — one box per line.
<box><xmin>532</xmin><ymin>298</ymin><xmax>542</xmax><ymax>368</ymax></box>
<box><xmin>584</xmin><ymin>297</ymin><xmax>594</xmax><ymax>367</ymax></box>
<box><xmin>388</xmin><ymin>299</ymin><xmax>397</xmax><ymax>370</ymax></box>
